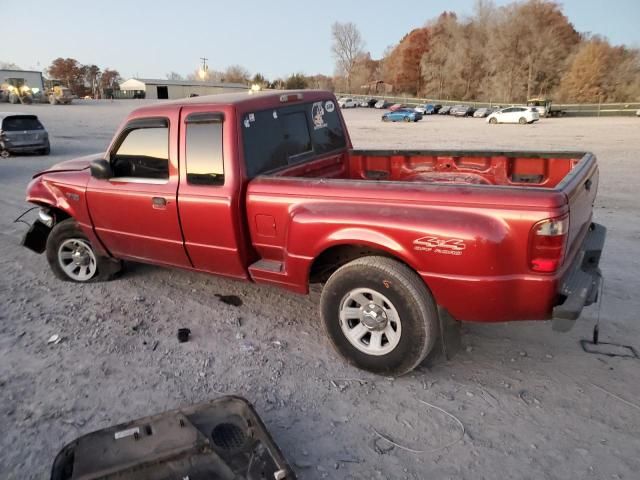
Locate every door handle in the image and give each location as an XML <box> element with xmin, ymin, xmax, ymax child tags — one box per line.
<box><xmin>152</xmin><ymin>197</ymin><xmax>167</xmax><ymax>209</ymax></box>
<box><xmin>585</xmin><ymin>179</ymin><xmax>592</xmax><ymax>191</ymax></box>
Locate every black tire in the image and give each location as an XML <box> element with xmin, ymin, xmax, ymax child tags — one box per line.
<box><xmin>40</xmin><ymin>142</ymin><xmax>50</xmax><ymax>155</ymax></box>
<box><xmin>320</xmin><ymin>256</ymin><xmax>438</xmax><ymax>376</ymax></box>
<box><xmin>45</xmin><ymin>218</ymin><xmax>121</xmax><ymax>282</ymax></box>
<box><xmin>489</xmin><ymin>117</ymin><xmax>497</xmax><ymax>124</ymax></box>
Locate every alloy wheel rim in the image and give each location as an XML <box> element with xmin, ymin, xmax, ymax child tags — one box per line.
<box><xmin>339</xmin><ymin>288</ymin><xmax>402</xmax><ymax>356</ymax></box>
<box><xmin>58</xmin><ymin>238</ymin><xmax>97</xmax><ymax>281</ymax></box>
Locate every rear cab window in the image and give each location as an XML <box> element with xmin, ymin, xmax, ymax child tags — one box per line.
<box><xmin>185</xmin><ymin>112</ymin><xmax>224</xmax><ymax>185</ymax></box>
<box><xmin>2</xmin><ymin>115</ymin><xmax>44</xmax><ymax>131</ymax></box>
<box><xmin>242</xmin><ymin>99</ymin><xmax>346</xmax><ymax>177</ymax></box>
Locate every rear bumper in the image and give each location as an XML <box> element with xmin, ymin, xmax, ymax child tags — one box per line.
<box><xmin>2</xmin><ymin>142</ymin><xmax>48</xmax><ymax>152</ymax></box>
<box><xmin>552</xmin><ymin>222</ymin><xmax>606</xmax><ymax>331</ymax></box>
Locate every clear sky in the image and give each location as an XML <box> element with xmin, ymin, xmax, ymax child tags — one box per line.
<box><xmin>4</xmin><ymin>0</ymin><xmax>639</xmax><ymax>80</ymax></box>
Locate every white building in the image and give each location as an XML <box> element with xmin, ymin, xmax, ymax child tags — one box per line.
<box><xmin>119</xmin><ymin>78</ymin><xmax>248</xmax><ymax>99</ymax></box>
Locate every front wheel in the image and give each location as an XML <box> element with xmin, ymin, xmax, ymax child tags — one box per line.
<box><xmin>489</xmin><ymin>117</ymin><xmax>497</xmax><ymax>124</ymax></box>
<box><xmin>46</xmin><ymin>218</ymin><xmax>121</xmax><ymax>282</ymax></box>
<box><xmin>320</xmin><ymin>256</ymin><xmax>438</xmax><ymax>376</ymax></box>
<box><xmin>519</xmin><ymin>117</ymin><xmax>527</xmax><ymax>124</ymax></box>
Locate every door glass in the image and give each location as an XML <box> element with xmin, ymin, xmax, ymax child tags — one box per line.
<box><xmin>186</xmin><ymin>120</ymin><xmax>224</xmax><ymax>185</ymax></box>
<box><xmin>112</xmin><ymin>127</ymin><xmax>169</xmax><ymax>179</ymax></box>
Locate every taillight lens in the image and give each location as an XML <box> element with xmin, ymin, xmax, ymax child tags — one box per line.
<box><xmin>529</xmin><ymin>215</ymin><xmax>569</xmax><ymax>273</ymax></box>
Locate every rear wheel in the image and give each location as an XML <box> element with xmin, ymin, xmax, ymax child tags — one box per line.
<box><xmin>40</xmin><ymin>141</ymin><xmax>51</xmax><ymax>155</ymax></box>
<box><xmin>519</xmin><ymin>117</ymin><xmax>527</xmax><ymax>124</ymax></box>
<box><xmin>320</xmin><ymin>256</ymin><xmax>438</xmax><ymax>376</ymax></box>
<box><xmin>489</xmin><ymin>117</ymin><xmax>497</xmax><ymax>124</ymax></box>
<box><xmin>46</xmin><ymin>218</ymin><xmax>121</xmax><ymax>282</ymax></box>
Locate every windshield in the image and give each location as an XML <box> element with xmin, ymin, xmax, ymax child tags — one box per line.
<box><xmin>2</xmin><ymin>115</ymin><xmax>44</xmax><ymax>131</ymax></box>
<box><xmin>242</xmin><ymin>99</ymin><xmax>347</xmax><ymax>177</ymax></box>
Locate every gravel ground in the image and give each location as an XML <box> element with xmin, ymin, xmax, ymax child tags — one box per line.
<box><xmin>1</xmin><ymin>100</ymin><xmax>639</xmax><ymax>479</ymax></box>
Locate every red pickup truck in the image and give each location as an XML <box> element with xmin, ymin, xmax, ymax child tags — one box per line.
<box><xmin>22</xmin><ymin>90</ymin><xmax>605</xmax><ymax>375</ymax></box>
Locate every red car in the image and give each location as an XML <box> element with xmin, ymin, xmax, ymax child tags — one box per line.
<box><xmin>22</xmin><ymin>90</ymin><xmax>605</xmax><ymax>375</ymax></box>
<box><xmin>388</xmin><ymin>103</ymin><xmax>407</xmax><ymax>112</ymax></box>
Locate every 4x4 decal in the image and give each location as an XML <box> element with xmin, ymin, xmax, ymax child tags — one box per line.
<box><xmin>413</xmin><ymin>236</ymin><xmax>466</xmax><ymax>256</ymax></box>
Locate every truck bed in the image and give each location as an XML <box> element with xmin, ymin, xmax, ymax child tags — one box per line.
<box><xmin>274</xmin><ymin>149</ymin><xmax>584</xmax><ymax>189</ymax></box>
<box><xmin>247</xmin><ymin>149</ymin><xmax>599</xmax><ymax>322</ymax></box>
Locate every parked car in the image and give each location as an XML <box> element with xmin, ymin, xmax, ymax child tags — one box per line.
<box><xmin>414</xmin><ymin>104</ymin><xmax>441</xmax><ymax>115</ymax></box>
<box><xmin>21</xmin><ymin>90</ymin><xmax>605</xmax><ymax>376</ymax></box>
<box><xmin>337</xmin><ymin>97</ymin><xmax>357</xmax><ymax>108</ymax></box>
<box><xmin>0</xmin><ymin>112</ymin><xmax>50</xmax><ymax>157</ymax></box>
<box><xmin>382</xmin><ymin>108</ymin><xmax>423</xmax><ymax>122</ymax></box>
<box><xmin>473</xmin><ymin>107</ymin><xmax>493</xmax><ymax>118</ymax></box>
<box><xmin>487</xmin><ymin>106</ymin><xmax>540</xmax><ymax>124</ymax></box>
<box><xmin>438</xmin><ymin>105</ymin><xmax>452</xmax><ymax>115</ymax></box>
<box><xmin>414</xmin><ymin>104</ymin><xmax>428</xmax><ymax>114</ymax></box>
<box><xmin>452</xmin><ymin>105</ymin><xmax>474</xmax><ymax>117</ymax></box>
<box><xmin>360</xmin><ymin>98</ymin><xmax>377</xmax><ymax>108</ymax></box>
<box><xmin>374</xmin><ymin>99</ymin><xmax>389</xmax><ymax>109</ymax></box>
<box><xmin>636</xmin><ymin>109</ymin><xmax>640</xmax><ymax>117</ymax></box>
<box><xmin>389</xmin><ymin>104</ymin><xmax>408</xmax><ymax>112</ymax></box>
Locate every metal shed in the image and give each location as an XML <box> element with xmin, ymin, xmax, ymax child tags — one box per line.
<box><xmin>119</xmin><ymin>78</ymin><xmax>249</xmax><ymax>99</ymax></box>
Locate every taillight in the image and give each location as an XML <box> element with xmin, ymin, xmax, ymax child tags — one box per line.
<box><xmin>529</xmin><ymin>215</ymin><xmax>569</xmax><ymax>273</ymax></box>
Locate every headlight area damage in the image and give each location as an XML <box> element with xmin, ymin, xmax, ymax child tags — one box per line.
<box><xmin>20</xmin><ymin>207</ymin><xmax>54</xmax><ymax>254</ymax></box>
<box><xmin>50</xmin><ymin>396</ymin><xmax>296</xmax><ymax>480</ymax></box>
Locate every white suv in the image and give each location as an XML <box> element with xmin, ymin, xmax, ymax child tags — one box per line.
<box><xmin>487</xmin><ymin>107</ymin><xmax>540</xmax><ymax>124</ymax></box>
<box><xmin>338</xmin><ymin>97</ymin><xmax>357</xmax><ymax>109</ymax></box>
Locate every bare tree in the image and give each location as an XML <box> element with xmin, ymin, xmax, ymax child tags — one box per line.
<box><xmin>223</xmin><ymin>65</ymin><xmax>250</xmax><ymax>84</ymax></box>
<box><xmin>166</xmin><ymin>71</ymin><xmax>183</xmax><ymax>80</ymax></box>
<box><xmin>331</xmin><ymin>21</ymin><xmax>365</xmax><ymax>91</ymax></box>
<box><xmin>0</xmin><ymin>61</ymin><xmax>21</xmax><ymax>70</ymax></box>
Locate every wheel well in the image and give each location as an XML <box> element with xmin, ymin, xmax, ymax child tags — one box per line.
<box><xmin>309</xmin><ymin>244</ymin><xmax>412</xmax><ymax>284</ymax></box>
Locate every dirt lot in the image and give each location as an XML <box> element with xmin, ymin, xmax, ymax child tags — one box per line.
<box><xmin>1</xmin><ymin>101</ymin><xmax>639</xmax><ymax>479</ymax></box>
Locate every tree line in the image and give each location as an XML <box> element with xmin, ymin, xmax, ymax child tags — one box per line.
<box><xmin>46</xmin><ymin>58</ymin><xmax>121</xmax><ymax>98</ymax></box>
<box><xmin>331</xmin><ymin>0</ymin><xmax>640</xmax><ymax>103</ymax></box>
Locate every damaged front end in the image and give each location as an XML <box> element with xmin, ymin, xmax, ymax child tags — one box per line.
<box><xmin>50</xmin><ymin>396</ymin><xmax>295</xmax><ymax>480</ymax></box>
<box><xmin>20</xmin><ymin>208</ymin><xmax>54</xmax><ymax>254</ymax></box>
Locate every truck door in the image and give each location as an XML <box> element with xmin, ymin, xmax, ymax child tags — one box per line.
<box><xmin>86</xmin><ymin>116</ymin><xmax>191</xmax><ymax>267</ymax></box>
<box><xmin>176</xmin><ymin>106</ymin><xmax>248</xmax><ymax>279</ymax></box>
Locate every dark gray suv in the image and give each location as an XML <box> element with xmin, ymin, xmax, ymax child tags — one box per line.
<box><xmin>0</xmin><ymin>113</ymin><xmax>50</xmax><ymax>157</ymax></box>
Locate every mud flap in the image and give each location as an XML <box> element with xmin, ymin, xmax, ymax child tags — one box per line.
<box><xmin>21</xmin><ymin>219</ymin><xmax>51</xmax><ymax>254</ymax></box>
<box><xmin>50</xmin><ymin>396</ymin><xmax>295</xmax><ymax>480</ymax></box>
<box><xmin>425</xmin><ymin>307</ymin><xmax>462</xmax><ymax>364</ymax></box>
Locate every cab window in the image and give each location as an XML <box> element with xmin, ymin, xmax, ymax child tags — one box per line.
<box><xmin>185</xmin><ymin>113</ymin><xmax>224</xmax><ymax>185</ymax></box>
<box><xmin>242</xmin><ymin>99</ymin><xmax>346</xmax><ymax>177</ymax></box>
<box><xmin>111</xmin><ymin>124</ymin><xmax>169</xmax><ymax>180</ymax></box>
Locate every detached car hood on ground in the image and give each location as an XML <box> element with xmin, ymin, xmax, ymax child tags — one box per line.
<box><xmin>33</xmin><ymin>152</ymin><xmax>104</xmax><ymax>178</ymax></box>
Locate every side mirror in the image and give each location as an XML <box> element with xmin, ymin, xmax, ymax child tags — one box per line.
<box><xmin>90</xmin><ymin>158</ymin><xmax>113</xmax><ymax>179</ymax></box>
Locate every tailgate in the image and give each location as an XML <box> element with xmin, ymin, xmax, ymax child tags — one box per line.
<box><xmin>560</xmin><ymin>153</ymin><xmax>599</xmax><ymax>263</ymax></box>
